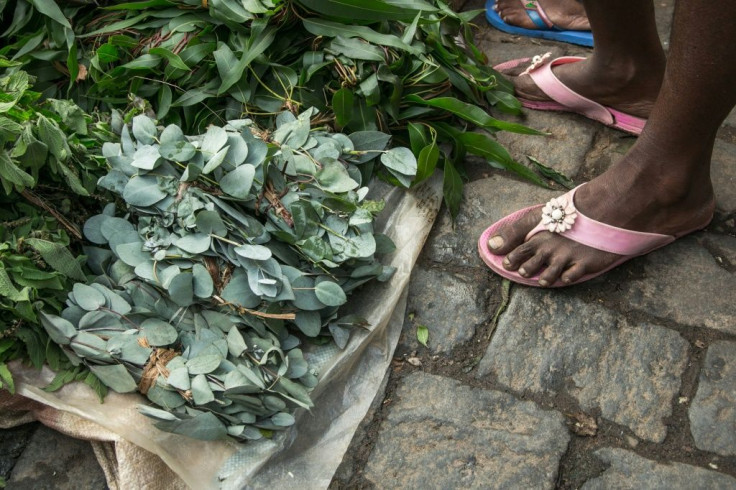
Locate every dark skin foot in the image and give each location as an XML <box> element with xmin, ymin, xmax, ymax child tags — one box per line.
<box><xmin>494</xmin><ymin>0</ymin><xmax>590</xmax><ymax>31</ymax></box>
<box><xmin>485</xmin><ymin>142</ymin><xmax>715</xmax><ymax>287</ymax></box>
<box><xmin>499</xmin><ymin>54</ymin><xmax>665</xmax><ymax>119</ymax></box>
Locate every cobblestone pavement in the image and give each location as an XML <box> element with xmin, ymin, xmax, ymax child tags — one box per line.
<box><xmin>2</xmin><ymin>1</ymin><xmax>736</xmax><ymax>488</ymax></box>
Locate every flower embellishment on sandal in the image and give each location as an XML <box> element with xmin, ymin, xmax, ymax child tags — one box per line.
<box><xmin>541</xmin><ymin>196</ymin><xmax>577</xmax><ymax>233</ymax></box>
<box><xmin>520</xmin><ymin>52</ymin><xmax>552</xmax><ymax>76</ymax></box>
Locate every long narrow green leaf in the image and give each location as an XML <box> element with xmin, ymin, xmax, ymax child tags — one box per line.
<box><xmin>442</xmin><ymin>160</ymin><xmax>463</xmax><ymax>219</ymax></box>
<box><xmin>302</xmin><ymin>18</ymin><xmax>420</xmax><ymax>55</ymax></box>
<box><xmin>30</xmin><ymin>0</ymin><xmax>71</xmax><ymax>28</ymax></box>
<box><xmin>218</xmin><ymin>26</ymin><xmax>277</xmax><ymax>94</ymax></box>
<box><xmin>405</xmin><ymin>95</ymin><xmax>545</xmax><ymax>135</ymax></box>
<box><xmin>296</xmin><ymin>0</ymin><xmax>436</xmax><ymax>22</ymax></box>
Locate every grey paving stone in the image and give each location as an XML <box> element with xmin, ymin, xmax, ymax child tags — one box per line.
<box><xmin>0</xmin><ymin>423</ymin><xmax>38</xmax><ymax>480</ymax></box>
<box><xmin>712</xmin><ymin>139</ymin><xmax>736</xmax><ymax>214</ymax></box>
<box><xmin>494</xmin><ymin>110</ymin><xmax>596</xmax><ymax>178</ymax></box>
<box><xmin>399</xmin><ymin>265</ymin><xmax>491</xmax><ymax>354</ymax></box>
<box><xmin>7</xmin><ymin>425</ymin><xmax>106</xmax><ymax>490</ymax></box>
<box><xmin>619</xmin><ymin>236</ymin><xmax>736</xmax><ymax>335</ymax></box>
<box><xmin>582</xmin><ymin>448</ymin><xmax>736</xmax><ymax>489</ymax></box>
<box><xmin>476</xmin><ymin>288</ymin><xmax>689</xmax><ymax>442</ymax></box>
<box><xmin>689</xmin><ymin>341</ymin><xmax>736</xmax><ymax>457</ymax></box>
<box><xmin>700</xmin><ymin>232</ymin><xmax>736</xmax><ymax>269</ymax></box>
<box><xmin>363</xmin><ymin>372</ymin><xmax>569</xmax><ymax>489</ymax></box>
<box><xmin>424</xmin><ymin>176</ymin><xmax>558</xmax><ymax>268</ymax></box>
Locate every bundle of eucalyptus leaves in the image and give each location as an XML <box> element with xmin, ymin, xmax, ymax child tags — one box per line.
<box><xmin>39</xmin><ymin>108</ymin><xmax>407</xmax><ymax>441</ymax></box>
<box><xmin>0</xmin><ymin>0</ymin><xmax>543</xmax><ymax>217</ymax></box>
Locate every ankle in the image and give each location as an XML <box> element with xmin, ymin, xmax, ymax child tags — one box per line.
<box><xmin>587</xmin><ymin>53</ymin><xmax>665</xmax><ymax>94</ymax></box>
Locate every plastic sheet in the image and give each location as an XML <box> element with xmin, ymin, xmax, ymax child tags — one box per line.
<box><xmin>2</xmin><ymin>174</ymin><xmax>443</xmax><ymax>489</ymax></box>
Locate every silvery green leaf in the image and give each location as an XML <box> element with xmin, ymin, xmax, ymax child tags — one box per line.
<box><xmin>234</xmin><ymin>243</ymin><xmax>272</xmax><ymax>261</ymax></box>
<box><xmin>155</xmin><ymin>412</ymin><xmax>227</xmax><ymax>441</ymax></box>
<box><xmin>201</xmin><ymin>126</ymin><xmax>228</xmax><ymax>155</ymax></box>
<box><xmin>294</xmin><ymin>310</ymin><xmax>321</xmax><ymax>337</ymax></box>
<box><xmin>123</xmin><ymin>175</ymin><xmax>167</xmax><ymax>207</ymax></box>
<box><xmin>275</xmin><ymin>378</ymin><xmax>313</xmax><ymax>409</ymax></box>
<box><xmin>350</xmin><ymin>263</ymin><xmax>382</xmax><ymax>278</ymax></box>
<box><xmin>286</xmin><ymin>350</ymin><xmax>309</xmax><ymax>378</ymax></box>
<box><xmin>115</xmin><ymin>241</ymin><xmax>149</xmax><ymax>267</ymax></box>
<box><xmin>374</xmin><ymin>233</ymin><xmax>396</xmax><ymax>254</ymax></box>
<box><xmin>132</xmin><ymin>144</ymin><xmax>162</xmax><ymax>170</ymax></box>
<box><xmin>186</xmin><ymin>354</ymin><xmax>222</xmax><ymax>374</ymax></box>
<box><xmin>100</xmin><ymin>217</ymin><xmax>135</xmax><ymax>242</ymax></box>
<box><xmin>107</xmin><ymin>335</ymin><xmax>152</xmax><ymax>365</ymax></box>
<box><xmin>329</xmin><ymin>324</ymin><xmax>351</xmax><ymax>349</ymax></box>
<box><xmin>202</xmin><ymin>145</ymin><xmax>229</xmax><ymax>174</ymax></box>
<box><xmin>39</xmin><ymin>312</ymin><xmax>76</xmax><ymax>345</ymax></box>
<box><xmin>220</xmin><ymin>164</ymin><xmax>255</xmax><ymax>199</ymax></box>
<box><xmin>241</xmin><ymin>426</ymin><xmax>263</xmax><ymax>440</ymax></box>
<box><xmin>236</xmin><ymin>364</ymin><xmax>266</xmax><ymax>389</ymax></box>
<box><xmin>380</xmin><ymin>146</ymin><xmax>417</xmax><ymax>176</ymax></box>
<box><xmin>73</xmin><ymin>283</ymin><xmax>107</xmax><ymax>311</ymax></box>
<box><xmin>159</xmin><ymin>124</ymin><xmax>184</xmax><ymax>145</ymax></box>
<box><xmin>387</xmin><ymin>168</ymin><xmax>414</xmax><ymax>188</ymax></box>
<box><xmin>168</xmin><ymin>272</ymin><xmax>194</xmax><ymax>306</ymax></box>
<box><xmin>61</xmin><ymin>304</ymin><xmax>86</xmax><ymax>325</ymax></box>
<box><xmin>196</xmin><ymin>210</ymin><xmax>227</xmax><ymax>236</ymax></box>
<box><xmin>138</xmin><ymin>404</ymin><xmax>180</xmax><ymax>421</ymax></box>
<box><xmin>175</xmin><ymin>233</ymin><xmax>211</xmax><ymax>254</ymax></box>
<box><xmin>349</xmin><ymin>208</ymin><xmax>373</xmax><ymax>226</ymax></box>
<box><xmin>377</xmin><ymin>266</ymin><xmax>396</xmax><ymax>282</ymax></box>
<box><xmin>78</xmin><ymin>309</ymin><xmax>122</xmax><ymax>331</ymax></box>
<box><xmin>329</xmin><ymin>232</ymin><xmax>376</xmax><ymax>259</ymax></box>
<box><xmin>89</xmin><ymin>364</ymin><xmax>138</xmax><ymax>393</ymax></box>
<box><xmin>181</xmin><ymin>162</ymin><xmax>202</xmax><ymax>182</ymax></box>
<box><xmin>244</xmin><ymin>138</ymin><xmax>267</xmax><ymax>166</ymax></box>
<box><xmin>347</xmin><ymin>131</ymin><xmax>391</xmax><ymax>163</ymax></box>
<box><xmin>220</xmin><ymin>269</ymin><xmax>261</xmax><ymax>308</ymax></box>
<box><xmin>98</xmin><ymin>169</ymin><xmax>128</xmax><ymax>194</ymax></box>
<box><xmin>102</xmin><ymin>142</ymin><xmax>121</xmax><ymax>158</ymax></box>
<box><xmin>89</xmin><ymin>284</ymin><xmax>132</xmax><ymax>315</ymax></box>
<box><xmin>227</xmin><ymin>326</ymin><xmax>248</xmax><ymax>357</ymax></box>
<box><xmin>200</xmin><ymin>310</ymin><xmax>236</xmax><ymax>332</ymax></box>
<box><xmin>70</xmin><ymin>331</ymin><xmax>109</xmax><ymax>361</ymax></box>
<box><xmin>314</xmin><ymin>280</ymin><xmax>347</xmax><ymax>306</ymax></box>
<box><xmin>147</xmin><ymin>384</ymin><xmax>187</xmax><ymax>409</ymax></box>
<box><xmin>271</xmin><ymin>412</ymin><xmax>295</xmax><ymax>427</ymax></box>
<box><xmin>159</xmin><ymin>140</ymin><xmax>197</xmax><ymax>162</ymax></box>
<box><xmin>192</xmin><ymin>263</ymin><xmax>214</xmax><ymax>298</ymax></box>
<box><xmin>157</xmin><ymin>264</ymin><xmax>180</xmax><ymax>288</ymax></box>
<box><xmin>227</xmin><ymin>425</ymin><xmax>245</xmax><ymax>437</ymax></box>
<box><xmin>167</xmin><ymin>367</ymin><xmax>191</xmax><ymax>391</ymax></box>
<box><xmin>316</xmin><ymin>160</ymin><xmax>359</xmax><ymax>193</ymax></box>
<box><xmin>291</xmin><ymin>275</ymin><xmax>324</xmax><ymax>311</ymax></box>
<box><xmin>132</xmin><ymin>115</ymin><xmax>157</xmax><ymax>145</ymax></box>
<box><xmin>227</xmin><ymin>134</ymin><xmax>249</xmax><ymax>165</ymax></box>
<box><xmin>223</xmin><ymin>371</ymin><xmax>261</xmax><ymax>394</ymax></box>
<box><xmin>191</xmin><ymin>374</ymin><xmax>215</xmax><ymax>405</ymax></box>
<box><xmin>262</xmin><ymin>396</ymin><xmax>286</xmax><ymax>412</ymax></box>
<box><xmin>83</xmin><ymin>215</ymin><xmax>109</xmax><ymax>245</ymax></box>
<box><xmin>141</xmin><ymin>318</ymin><xmax>178</xmax><ymax>346</ymax></box>
<box><xmin>121</xmin><ymin>125</ymin><xmax>135</xmax><ymax>155</ymax></box>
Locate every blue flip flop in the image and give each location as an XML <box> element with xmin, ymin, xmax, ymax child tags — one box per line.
<box><xmin>485</xmin><ymin>0</ymin><xmax>594</xmax><ymax>47</ymax></box>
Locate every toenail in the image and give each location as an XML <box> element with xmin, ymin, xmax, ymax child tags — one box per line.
<box><xmin>519</xmin><ymin>267</ymin><xmax>528</xmax><ymax>277</ymax></box>
<box><xmin>488</xmin><ymin>236</ymin><xmax>504</xmax><ymax>250</ymax></box>
<box><xmin>538</xmin><ymin>279</ymin><xmax>549</xmax><ymax>287</ymax></box>
<box><xmin>503</xmin><ymin>257</ymin><xmax>511</xmax><ymax>267</ymax></box>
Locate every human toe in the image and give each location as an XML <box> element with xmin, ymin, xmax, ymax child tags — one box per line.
<box><xmin>487</xmin><ymin>210</ymin><xmax>539</xmax><ymax>256</ymax></box>
<box><xmin>515</xmin><ymin>249</ymin><xmax>549</xmax><ymax>278</ymax></box>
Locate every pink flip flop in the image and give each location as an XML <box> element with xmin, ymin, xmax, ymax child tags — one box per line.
<box><xmin>478</xmin><ymin>185</ymin><xmax>713</xmax><ymax>287</ymax></box>
<box><xmin>494</xmin><ymin>54</ymin><xmax>647</xmax><ymax>135</ymax></box>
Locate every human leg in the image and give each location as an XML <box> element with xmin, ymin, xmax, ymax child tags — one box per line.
<box><xmin>483</xmin><ymin>0</ymin><xmax>735</xmax><ymax>287</ymax></box>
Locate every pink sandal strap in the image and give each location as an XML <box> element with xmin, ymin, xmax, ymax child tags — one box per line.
<box><xmin>527</xmin><ymin>57</ymin><xmax>615</xmax><ymax>126</ymax></box>
<box><xmin>525</xmin><ymin>186</ymin><xmax>675</xmax><ymax>256</ymax></box>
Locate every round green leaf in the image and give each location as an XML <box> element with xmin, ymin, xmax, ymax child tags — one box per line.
<box><xmin>220</xmin><ymin>164</ymin><xmax>255</xmax><ymax>199</ymax></box>
<box><xmin>159</xmin><ymin>140</ymin><xmax>197</xmax><ymax>162</ymax></box>
<box><xmin>314</xmin><ymin>280</ymin><xmax>347</xmax><ymax>306</ymax></box>
<box><xmin>141</xmin><ymin>318</ymin><xmax>178</xmax><ymax>346</ymax></box>
<box><xmin>175</xmin><ymin>233</ymin><xmax>212</xmax><ymax>254</ymax></box>
<box><xmin>73</xmin><ymin>283</ymin><xmax>107</xmax><ymax>311</ymax></box>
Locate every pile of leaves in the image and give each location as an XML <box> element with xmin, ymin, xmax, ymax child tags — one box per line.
<box><xmin>38</xmin><ymin>110</ymin><xmax>404</xmax><ymax>440</ymax></box>
<box><xmin>0</xmin><ymin>0</ymin><xmax>541</xmax><ymax>217</ymax></box>
<box><xmin>0</xmin><ymin>66</ymin><xmax>113</xmax><ymax>397</ymax></box>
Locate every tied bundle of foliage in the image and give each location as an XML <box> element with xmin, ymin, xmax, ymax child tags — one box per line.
<box><xmin>39</xmin><ymin>109</ymin><xmax>405</xmax><ymax>441</ymax></box>
<box><xmin>0</xmin><ymin>66</ymin><xmax>113</xmax><ymax>396</ymax></box>
<box><xmin>0</xmin><ymin>0</ymin><xmax>542</xmax><ymax>217</ymax></box>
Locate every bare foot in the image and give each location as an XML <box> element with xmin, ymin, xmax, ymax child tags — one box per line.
<box><xmin>484</xmin><ymin>144</ymin><xmax>715</xmax><ymax>286</ymax></box>
<box><xmin>494</xmin><ymin>0</ymin><xmax>590</xmax><ymax>31</ymax></box>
